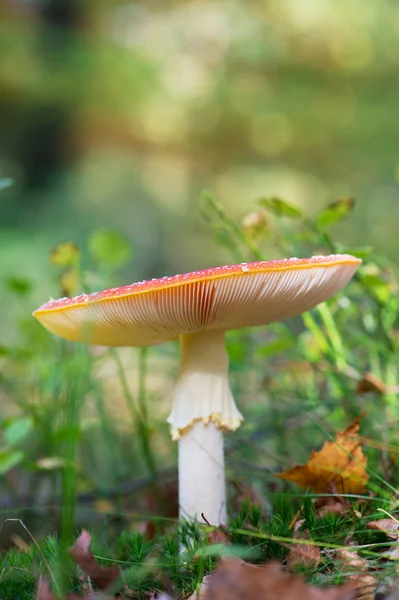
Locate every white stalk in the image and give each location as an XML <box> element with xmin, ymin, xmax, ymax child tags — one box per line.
<box><xmin>179</xmin><ymin>420</ymin><xmax>226</xmax><ymax>525</ymax></box>
<box><xmin>167</xmin><ymin>330</ymin><xmax>244</xmax><ymax>525</ymax></box>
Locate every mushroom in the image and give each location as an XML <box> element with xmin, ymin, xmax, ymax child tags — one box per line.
<box><xmin>33</xmin><ymin>254</ymin><xmax>360</xmax><ymax>525</ymax></box>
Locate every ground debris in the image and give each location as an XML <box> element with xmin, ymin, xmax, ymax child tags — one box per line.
<box><xmin>187</xmin><ymin>558</ymin><xmax>356</xmax><ymax>600</ymax></box>
<box><xmin>287</xmin><ymin>529</ymin><xmax>321</xmax><ymax>571</ymax></box>
<box><xmin>316</xmin><ymin>481</ymin><xmax>349</xmax><ymax>518</ymax></box>
<box><xmin>36</xmin><ymin>531</ymin><xmax>121</xmax><ymax>599</ymax></box>
<box><xmin>336</xmin><ymin>548</ymin><xmax>377</xmax><ymax>600</ymax></box>
<box><xmin>367</xmin><ymin>518</ymin><xmax>399</xmax><ymax>539</ymax></box>
<box><xmin>69</xmin><ymin>530</ymin><xmax>121</xmax><ymax>590</ymax></box>
<box><xmin>36</xmin><ymin>577</ymin><xmax>107</xmax><ymax>599</ymax></box>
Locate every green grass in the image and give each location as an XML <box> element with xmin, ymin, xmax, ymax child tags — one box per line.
<box><xmin>1</xmin><ymin>195</ymin><xmax>399</xmax><ymax>597</ymax></box>
<box><xmin>1</xmin><ymin>497</ymin><xmax>399</xmax><ymax>598</ymax></box>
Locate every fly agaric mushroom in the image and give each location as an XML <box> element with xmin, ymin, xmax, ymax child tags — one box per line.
<box><xmin>33</xmin><ymin>254</ymin><xmax>360</xmax><ymax>525</ymax></box>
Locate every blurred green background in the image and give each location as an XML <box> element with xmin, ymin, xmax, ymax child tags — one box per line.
<box><xmin>1</xmin><ymin>0</ymin><xmax>399</xmax><ymax>344</ymax></box>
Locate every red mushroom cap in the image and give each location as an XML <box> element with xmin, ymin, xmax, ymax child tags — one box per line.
<box><xmin>33</xmin><ymin>254</ymin><xmax>360</xmax><ymax>347</ymax></box>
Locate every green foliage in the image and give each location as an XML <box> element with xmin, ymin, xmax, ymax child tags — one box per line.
<box><xmin>0</xmin><ymin>416</ymin><xmax>33</xmax><ymax>475</ymax></box>
<box><xmin>258</xmin><ymin>197</ymin><xmax>303</xmax><ymax>219</ymax></box>
<box><xmin>88</xmin><ymin>229</ymin><xmax>133</xmax><ymax>271</ymax></box>
<box><xmin>50</xmin><ymin>243</ymin><xmax>81</xmax><ymax>269</ymax></box>
<box><xmin>5</xmin><ymin>277</ymin><xmax>33</xmax><ymax>296</ymax></box>
<box><xmin>0</xmin><ymin>447</ymin><xmax>24</xmax><ymax>475</ymax></box>
<box><xmin>316</xmin><ymin>198</ymin><xmax>356</xmax><ymax>230</ymax></box>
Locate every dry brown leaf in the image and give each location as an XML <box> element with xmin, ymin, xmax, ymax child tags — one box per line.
<box><xmin>357</xmin><ymin>372</ymin><xmax>387</xmax><ymax>395</ymax></box>
<box><xmin>316</xmin><ymin>490</ymin><xmax>347</xmax><ymax>518</ymax></box>
<box><xmin>201</xmin><ymin>513</ymin><xmax>231</xmax><ymax>545</ymax></box>
<box><xmin>367</xmin><ymin>518</ymin><xmax>399</xmax><ymax>538</ymax></box>
<box><xmin>277</xmin><ymin>415</ymin><xmax>368</xmax><ymax>494</ymax></box>
<box><xmin>315</xmin><ymin>482</ymin><xmax>349</xmax><ymax>518</ymax></box>
<box><xmin>137</xmin><ymin>520</ymin><xmax>157</xmax><ymax>540</ymax></box>
<box><xmin>336</xmin><ymin>548</ymin><xmax>377</xmax><ymax>600</ymax></box>
<box><xmin>317</xmin><ymin>499</ymin><xmax>348</xmax><ymax>518</ymax></box>
<box><xmin>68</xmin><ymin>530</ymin><xmax>120</xmax><ymax>590</ymax></box>
<box><xmin>207</xmin><ymin>526</ymin><xmax>231</xmax><ymax>545</ymax></box>
<box><xmin>36</xmin><ymin>578</ymin><xmax>106</xmax><ymax>600</ymax></box>
<box><xmin>36</xmin><ymin>580</ymin><xmax>55</xmax><ymax>600</ymax></box>
<box><xmin>195</xmin><ymin>558</ymin><xmax>356</xmax><ymax>600</ymax></box>
<box><xmin>292</xmin><ymin>517</ymin><xmax>306</xmax><ymax>532</ymax></box>
<box><xmin>287</xmin><ymin>529</ymin><xmax>321</xmax><ymax>571</ymax></box>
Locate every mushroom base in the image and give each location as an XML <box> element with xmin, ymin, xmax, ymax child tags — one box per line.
<box><xmin>178</xmin><ymin>420</ymin><xmax>226</xmax><ymax>525</ymax></box>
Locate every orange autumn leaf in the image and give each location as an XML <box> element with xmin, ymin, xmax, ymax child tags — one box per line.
<box><xmin>276</xmin><ymin>415</ymin><xmax>368</xmax><ymax>494</ymax></box>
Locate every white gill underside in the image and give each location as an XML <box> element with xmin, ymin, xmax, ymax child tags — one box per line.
<box><xmin>39</xmin><ymin>263</ymin><xmax>358</xmax><ymax>346</ymax></box>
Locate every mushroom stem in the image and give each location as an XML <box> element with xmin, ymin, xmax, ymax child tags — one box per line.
<box><xmin>179</xmin><ymin>420</ymin><xmax>226</xmax><ymax>525</ymax></box>
<box><xmin>168</xmin><ymin>330</ymin><xmax>244</xmax><ymax>525</ymax></box>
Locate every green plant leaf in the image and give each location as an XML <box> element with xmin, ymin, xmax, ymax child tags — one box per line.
<box><xmin>51</xmin><ymin>242</ymin><xmax>81</xmax><ymax>268</ymax></box>
<box><xmin>89</xmin><ymin>229</ymin><xmax>133</xmax><ymax>270</ymax></box>
<box><xmin>361</xmin><ymin>272</ymin><xmax>390</xmax><ymax>303</ymax></box>
<box><xmin>3</xmin><ymin>416</ymin><xmax>33</xmax><ymax>446</ymax></box>
<box><xmin>256</xmin><ymin>335</ymin><xmax>294</xmax><ymax>358</ymax></box>
<box><xmin>316</xmin><ymin>198</ymin><xmax>355</xmax><ymax>229</ymax></box>
<box><xmin>5</xmin><ymin>276</ymin><xmax>32</xmax><ymax>296</ymax></box>
<box><xmin>0</xmin><ymin>448</ymin><xmax>24</xmax><ymax>474</ymax></box>
<box><xmin>258</xmin><ymin>197</ymin><xmax>303</xmax><ymax>218</ymax></box>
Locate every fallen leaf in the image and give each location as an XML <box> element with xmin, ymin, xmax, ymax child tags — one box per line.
<box><xmin>317</xmin><ymin>499</ymin><xmax>348</xmax><ymax>518</ymax></box>
<box><xmin>336</xmin><ymin>549</ymin><xmax>377</xmax><ymax>600</ymax></box>
<box><xmin>316</xmin><ymin>483</ymin><xmax>348</xmax><ymax>518</ymax></box>
<box><xmin>357</xmin><ymin>372</ymin><xmax>387</xmax><ymax>395</ymax></box>
<box><xmin>195</xmin><ymin>558</ymin><xmax>356</xmax><ymax>600</ymax></box>
<box><xmin>277</xmin><ymin>415</ymin><xmax>368</xmax><ymax>494</ymax></box>
<box><xmin>137</xmin><ymin>520</ymin><xmax>157</xmax><ymax>540</ymax></box>
<box><xmin>367</xmin><ymin>518</ymin><xmax>399</xmax><ymax>539</ymax></box>
<box><xmin>36</xmin><ymin>579</ymin><xmax>54</xmax><ymax>600</ymax></box>
<box><xmin>287</xmin><ymin>529</ymin><xmax>321</xmax><ymax>571</ymax></box>
<box><xmin>201</xmin><ymin>512</ymin><xmax>231</xmax><ymax>545</ymax></box>
<box><xmin>207</xmin><ymin>526</ymin><xmax>231</xmax><ymax>545</ymax></box>
<box><xmin>291</xmin><ymin>517</ymin><xmax>305</xmax><ymax>532</ymax></box>
<box><xmin>68</xmin><ymin>530</ymin><xmax>120</xmax><ymax>590</ymax></box>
